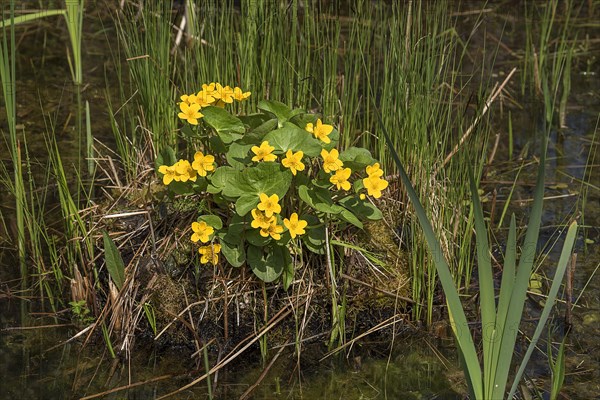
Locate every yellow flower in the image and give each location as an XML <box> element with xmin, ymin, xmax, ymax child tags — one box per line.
<box><xmin>257</xmin><ymin>193</ymin><xmax>281</xmax><ymax>217</ymax></box>
<box><xmin>305</xmin><ymin>119</ymin><xmax>333</xmax><ymax>144</ymax></box>
<box><xmin>158</xmin><ymin>164</ymin><xmax>176</xmax><ymax>185</ymax></box>
<box><xmin>202</xmin><ymin>82</ymin><xmax>217</xmax><ymax>96</ymax></box>
<box><xmin>173</xmin><ymin>159</ymin><xmax>197</xmax><ymax>182</ymax></box>
<box><xmin>191</xmin><ymin>221</ymin><xmax>214</xmax><ymax>243</ymax></box>
<box><xmin>359</xmin><ymin>193</ymin><xmax>366</xmax><ymax>200</ymax></box>
<box><xmin>283</xmin><ymin>213</ymin><xmax>308</xmax><ymax>239</ymax></box>
<box><xmin>321</xmin><ymin>148</ymin><xmax>343</xmax><ymax>173</ymax></box>
<box><xmin>192</xmin><ymin>151</ymin><xmax>215</xmax><ymax>176</ymax></box>
<box><xmin>362</xmin><ymin>175</ymin><xmax>389</xmax><ymax>199</ymax></box>
<box><xmin>198</xmin><ymin>243</ymin><xmax>221</xmax><ymax>265</ymax></box>
<box><xmin>194</xmin><ymin>89</ymin><xmax>215</xmax><ymax>108</ymax></box>
<box><xmin>178</xmin><ymin>102</ymin><xmax>203</xmax><ymax>125</ymax></box>
<box><xmin>213</xmin><ymin>83</ymin><xmax>234</xmax><ymax>104</ymax></box>
<box><xmin>159</xmin><ymin>160</ymin><xmax>197</xmax><ymax>185</ymax></box>
<box><xmin>281</xmin><ymin>150</ymin><xmax>305</xmax><ymax>175</ymax></box>
<box><xmin>251</xmin><ymin>208</ymin><xmax>275</xmax><ymax>229</ymax></box>
<box><xmin>180</xmin><ymin>93</ymin><xmax>197</xmax><ymax>104</ymax></box>
<box><xmin>260</xmin><ymin>220</ymin><xmax>284</xmax><ymax>240</ymax></box>
<box><xmin>233</xmin><ymin>87</ymin><xmax>251</xmax><ymax>101</ymax></box>
<box><xmin>251</xmin><ymin>141</ymin><xmax>277</xmax><ymax>162</ymax></box>
<box><xmin>330</xmin><ymin>167</ymin><xmax>352</xmax><ymax>191</ymax></box>
<box><xmin>366</xmin><ymin>163</ymin><xmax>384</xmax><ymax>178</ymax></box>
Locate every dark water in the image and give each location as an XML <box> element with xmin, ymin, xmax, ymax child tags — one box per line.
<box><xmin>1</xmin><ymin>2</ymin><xmax>600</xmax><ymax>399</ymax></box>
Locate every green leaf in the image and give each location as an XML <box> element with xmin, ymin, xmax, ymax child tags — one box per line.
<box><xmin>247</xmin><ymin>244</ymin><xmax>285</xmax><ymax>282</ymax></box>
<box><xmin>257</xmin><ymin>100</ymin><xmax>304</xmax><ymax>127</ymax></box>
<box><xmin>202</xmin><ymin>106</ymin><xmax>245</xmax><ymax>143</ymax></box>
<box><xmin>339</xmin><ymin>209</ymin><xmax>363</xmax><ymax>229</ymax></box>
<box><xmin>242</xmin><ymin>118</ymin><xmax>278</xmax><ymax>144</ymax></box>
<box><xmin>339</xmin><ymin>147</ymin><xmax>377</xmax><ymax>170</ymax></box>
<box><xmin>209</xmin><ymin>166</ymin><xmax>239</xmax><ymax>193</ymax></box>
<box><xmin>180</xmin><ymin>124</ymin><xmax>196</xmax><ymax>138</ymax></box>
<box><xmin>235</xmin><ymin>194</ymin><xmax>259</xmax><ymax>216</ymax></box>
<box><xmin>222</xmin><ymin>214</ymin><xmax>246</xmax><ymax>245</ymax></box>
<box><xmin>198</xmin><ymin>214</ymin><xmax>223</xmax><ymax>230</ymax></box>
<box><xmin>262</xmin><ymin>122</ymin><xmax>322</xmax><ymax>157</ymax></box>
<box><xmin>302</xmin><ymin>216</ymin><xmax>326</xmax><ymax>254</ymax></box>
<box><xmin>239</xmin><ymin>113</ymin><xmax>271</xmax><ymax>130</ymax></box>
<box><xmin>375</xmin><ymin>109</ymin><xmax>483</xmax><ymax>398</ymax></box>
<box><xmin>219</xmin><ymin>239</ymin><xmax>245</xmax><ymax>267</ymax></box>
<box><xmin>1</xmin><ymin>10</ymin><xmax>66</xmax><ymax>28</ymax></box>
<box><xmin>103</xmin><ymin>231</ymin><xmax>125</xmax><ymax>289</ymax></box>
<box><xmin>508</xmin><ymin>220</ymin><xmax>577</xmax><ymax>399</ymax></box>
<box><xmin>226</xmin><ymin>142</ymin><xmax>253</xmax><ymax>170</ymax></box>
<box><xmin>282</xmin><ymin>252</ymin><xmax>294</xmax><ymax>290</ymax></box>
<box><xmin>225</xmin><ymin>162</ymin><xmax>292</xmax><ymax>199</ymax></box>
<box><xmin>246</xmin><ymin>228</ymin><xmax>270</xmax><ymax>247</ymax></box>
<box><xmin>156</xmin><ymin>146</ymin><xmax>176</xmax><ymax>170</ymax></box>
<box><xmin>298</xmin><ymin>185</ymin><xmax>343</xmax><ymax>214</ymax></box>
<box><xmin>338</xmin><ymin>196</ymin><xmax>383</xmax><ymax>220</ymax></box>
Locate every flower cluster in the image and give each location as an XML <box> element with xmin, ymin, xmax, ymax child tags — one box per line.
<box><xmin>158</xmin><ymin>151</ymin><xmax>216</xmax><ymax>185</ymax></box>
<box><xmin>250</xmin><ymin>194</ymin><xmax>307</xmax><ymax>240</ymax></box>
<box><xmin>158</xmin><ymin>91</ymin><xmax>390</xmax><ymax>285</ymax></box>
<box><xmin>157</xmin><ymin>159</ymin><xmax>197</xmax><ymax>185</ymax></box>
<box><xmin>362</xmin><ymin>163</ymin><xmax>389</xmax><ymax>198</ymax></box>
<box><xmin>179</xmin><ymin>82</ymin><xmax>251</xmax><ymax>124</ymax></box>
<box><xmin>305</xmin><ymin>119</ymin><xmax>334</xmax><ymax>144</ymax></box>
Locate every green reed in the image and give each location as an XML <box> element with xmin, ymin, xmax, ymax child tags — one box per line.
<box><xmin>1</xmin><ymin>0</ymin><xmax>26</xmax><ymax>296</ymax></box>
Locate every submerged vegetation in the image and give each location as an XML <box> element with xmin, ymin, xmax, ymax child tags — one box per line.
<box><xmin>1</xmin><ymin>0</ymin><xmax>598</xmax><ymax>398</ymax></box>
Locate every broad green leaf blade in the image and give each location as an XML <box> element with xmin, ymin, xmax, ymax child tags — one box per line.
<box><xmin>508</xmin><ymin>220</ymin><xmax>577</xmax><ymax>398</ymax></box>
<box><xmin>202</xmin><ymin>106</ymin><xmax>245</xmax><ymax>143</ymax></box>
<box><xmin>262</xmin><ymin>122</ymin><xmax>322</xmax><ymax>157</ymax></box>
<box><xmin>1</xmin><ymin>10</ymin><xmax>66</xmax><ymax>27</ymax></box>
<box><xmin>257</xmin><ymin>100</ymin><xmax>303</xmax><ymax>127</ymax></box>
<box><xmin>376</xmin><ymin>112</ymin><xmax>482</xmax><ymax>398</ymax></box>
<box><xmin>103</xmin><ymin>231</ymin><xmax>125</xmax><ymax>289</ymax></box>
<box><xmin>219</xmin><ymin>238</ymin><xmax>245</xmax><ymax>267</ymax></box>
<box><xmin>490</xmin><ymin>214</ymin><xmax>517</xmax><ymax>399</ymax></box>
<box><xmin>469</xmin><ymin>172</ymin><xmax>496</xmax><ymax>398</ymax></box>
<box><xmin>495</xmin><ymin>133</ymin><xmax>548</xmax><ymax>396</ymax></box>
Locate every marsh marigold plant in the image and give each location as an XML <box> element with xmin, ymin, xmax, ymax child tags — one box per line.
<box><xmin>157</xmin><ymin>84</ymin><xmax>388</xmax><ymax>286</ymax></box>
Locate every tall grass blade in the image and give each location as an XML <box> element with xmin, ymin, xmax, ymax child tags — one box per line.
<box><xmin>374</xmin><ymin>110</ymin><xmax>483</xmax><ymax>398</ymax></box>
<box><xmin>493</xmin><ymin>132</ymin><xmax>548</xmax><ymax>398</ymax></box>
<box><xmin>0</xmin><ymin>10</ymin><xmax>66</xmax><ymax>26</ymax></box>
<box><xmin>469</xmin><ymin>172</ymin><xmax>496</xmax><ymax>398</ymax></box>
<box><xmin>508</xmin><ymin>220</ymin><xmax>577</xmax><ymax>398</ymax></box>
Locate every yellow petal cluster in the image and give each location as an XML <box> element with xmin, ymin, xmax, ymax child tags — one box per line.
<box><xmin>178</xmin><ymin>102</ymin><xmax>203</xmax><ymax>125</ymax></box>
<box><xmin>321</xmin><ymin>149</ymin><xmax>343</xmax><ymax>173</ymax></box>
<box><xmin>192</xmin><ymin>151</ymin><xmax>215</xmax><ymax>176</ymax></box>
<box><xmin>283</xmin><ymin>213</ymin><xmax>307</xmax><ymax>239</ymax></box>
<box><xmin>158</xmin><ymin>160</ymin><xmax>197</xmax><ymax>185</ymax></box>
<box><xmin>281</xmin><ymin>150</ymin><xmax>305</xmax><ymax>175</ymax></box>
<box><xmin>191</xmin><ymin>221</ymin><xmax>214</xmax><ymax>243</ymax></box>
<box><xmin>330</xmin><ymin>167</ymin><xmax>352</xmax><ymax>191</ymax></box>
<box><xmin>179</xmin><ymin>82</ymin><xmax>251</xmax><ymax>115</ymax></box>
<box><xmin>257</xmin><ymin>193</ymin><xmax>281</xmax><ymax>217</ymax></box>
<box><xmin>251</xmin><ymin>141</ymin><xmax>277</xmax><ymax>162</ymax></box>
<box><xmin>198</xmin><ymin>243</ymin><xmax>221</xmax><ymax>265</ymax></box>
<box><xmin>362</xmin><ymin>163</ymin><xmax>388</xmax><ymax>198</ymax></box>
<box><xmin>305</xmin><ymin>119</ymin><xmax>334</xmax><ymax>144</ymax></box>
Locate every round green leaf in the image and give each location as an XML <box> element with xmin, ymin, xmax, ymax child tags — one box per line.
<box><xmin>235</xmin><ymin>194</ymin><xmax>259</xmax><ymax>216</ymax></box>
<box><xmin>219</xmin><ymin>239</ymin><xmax>245</xmax><ymax>267</ymax></box>
<box><xmin>202</xmin><ymin>106</ymin><xmax>245</xmax><ymax>143</ymax></box>
<box><xmin>247</xmin><ymin>244</ymin><xmax>284</xmax><ymax>283</ymax></box>
<box><xmin>262</xmin><ymin>122</ymin><xmax>322</xmax><ymax>157</ymax></box>
<box><xmin>198</xmin><ymin>214</ymin><xmax>223</xmax><ymax>230</ymax></box>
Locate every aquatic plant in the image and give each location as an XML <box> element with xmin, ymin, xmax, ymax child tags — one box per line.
<box><xmin>157</xmin><ymin>84</ymin><xmax>388</xmax><ymax>287</ymax></box>
<box><xmin>378</xmin><ymin>110</ymin><xmax>578</xmax><ymax>399</ymax></box>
